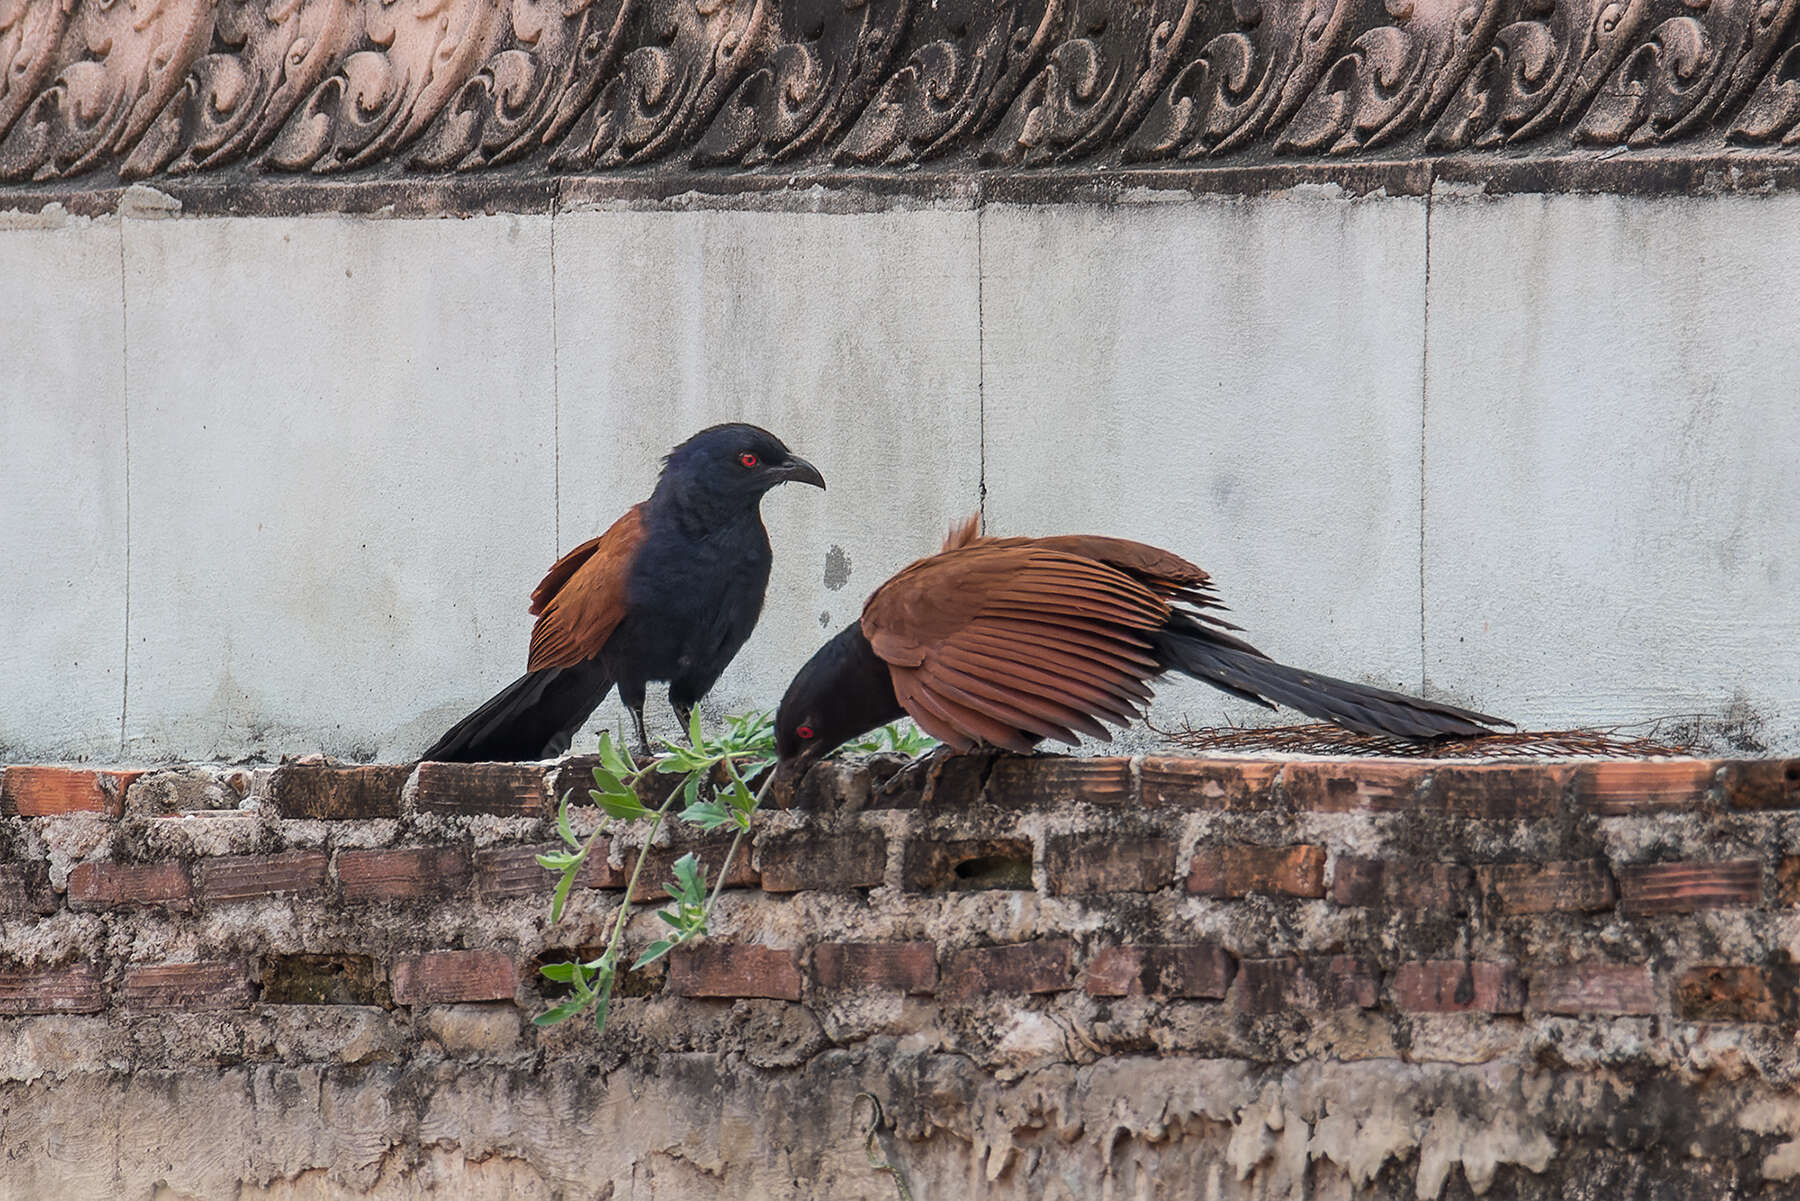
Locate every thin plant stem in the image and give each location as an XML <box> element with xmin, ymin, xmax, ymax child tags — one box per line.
<box><xmin>703</xmin><ymin>765</ymin><xmax>773</xmax><ymax>920</ymax></box>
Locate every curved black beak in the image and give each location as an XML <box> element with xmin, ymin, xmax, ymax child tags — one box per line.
<box><xmin>777</xmin><ymin>456</ymin><xmax>826</xmax><ymax>490</ymax></box>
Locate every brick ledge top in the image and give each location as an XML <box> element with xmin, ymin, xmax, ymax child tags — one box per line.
<box><xmin>0</xmin><ymin>753</ymin><xmax>1794</xmax><ymax>819</ymax></box>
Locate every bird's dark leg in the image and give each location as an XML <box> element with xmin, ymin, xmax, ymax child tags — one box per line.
<box><xmin>671</xmin><ymin>700</ymin><xmax>695</xmax><ymax>744</ymax></box>
<box><xmin>618</xmin><ymin>680</ymin><xmax>653</xmax><ymax>759</ymax></box>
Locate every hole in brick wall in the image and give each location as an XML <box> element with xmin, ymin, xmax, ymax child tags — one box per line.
<box><xmin>905</xmin><ymin>837</ymin><xmax>1036</xmax><ymax>891</ymax></box>
<box><xmin>530</xmin><ymin>946</ymin><xmax>665</xmax><ymax>999</ymax></box>
<box><xmin>952</xmin><ymin>850</ymin><xmax>1034</xmax><ymax>891</ymax></box>
<box><xmin>262</xmin><ymin>955</ymin><xmax>387</xmax><ymax>1006</ymax></box>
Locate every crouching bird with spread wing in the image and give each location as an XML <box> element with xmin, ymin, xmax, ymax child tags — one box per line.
<box><xmin>774</xmin><ymin>516</ymin><xmax>1507</xmax><ymax>785</ymax></box>
<box><xmin>423</xmin><ymin>423</ymin><xmax>825</xmax><ymax>762</ymax></box>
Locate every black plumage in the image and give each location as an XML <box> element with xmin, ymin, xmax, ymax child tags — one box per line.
<box><xmin>424</xmin><ymin>423</ymin><xmax>824</xmax><ymax>762</ymax></box>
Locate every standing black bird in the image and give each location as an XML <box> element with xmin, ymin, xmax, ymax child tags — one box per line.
<box><xmin>423</xmin><ymin>424</ymin><xmax>825</xmax><ymax>762</ymax></box>
<box><xmin>774</xmin><ymin>516</ymin><xmax>1506</xmax><ymax>784</ymax></box>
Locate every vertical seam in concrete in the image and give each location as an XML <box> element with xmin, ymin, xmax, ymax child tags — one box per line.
<box><xmin>117</xmin><ymin>219</ymin><xmax>131</xmax><ymax>756</ymax></box>
<box><xmin>549</xmin><ymin>198</ymin><xmax>562</xmax><ymax>553</ymax></box>
<box><xmin>976</xmin><ymin>203</ymin><xmax>987</xmax><ymax>532</ymax></box>
<box><xmin>1418</xmin><ymin>186</ymin><xmax>1433</xmax><ymax>695</ymax></box>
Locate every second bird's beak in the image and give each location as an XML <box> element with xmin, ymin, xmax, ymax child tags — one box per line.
<box><xmin>777</xmin><ymin>457</ymin><xmax>826</xmax><ymax>490</ymax></box>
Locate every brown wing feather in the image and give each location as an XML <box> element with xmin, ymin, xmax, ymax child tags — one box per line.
<box><xmin>526</xmin><ymin>503</ymin><xmax>648</xmax><ymax>672</ymax></box>
<box><xmin>861</xmin><ymin>535</ymin><xmax>1173</xmax><ymax>750</ymax></box>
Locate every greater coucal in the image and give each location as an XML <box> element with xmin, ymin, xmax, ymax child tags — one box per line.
<box><xmin>423</xmin><ymin>423</ymin><xmax>825</xmax><ymax>762</ymax></box>
<box><xmin>775</xmin><ymin>516</ymin><xmax>1506</xmax><ymax>779</ymax></box>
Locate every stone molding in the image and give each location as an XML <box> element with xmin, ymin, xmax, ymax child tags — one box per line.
<box><xmin>1</xmin><ymin>0</ymin><xmax>1798</xmax><ymax>206</ymax></box>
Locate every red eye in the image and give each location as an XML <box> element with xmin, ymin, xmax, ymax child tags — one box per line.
<box><xmin>796</xmin><ymin>725</ymin><xmax>815</xmax><ymax>740</ymax></box>
<box><xmin>739</xmin><ymin>452</ymin><xmax>759</xmax><ymax>468</ymax></box>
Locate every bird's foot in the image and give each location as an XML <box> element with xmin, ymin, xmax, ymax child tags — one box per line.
<box><xmin>874</xmin><ymin>744</ymin><xmax>951</xmax><ymax>804</ymax></box>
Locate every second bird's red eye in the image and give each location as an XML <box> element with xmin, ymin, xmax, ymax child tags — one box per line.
<box><xmin>797</xmin><ymin>725</ymin><xmax>815</xmax><ymax>739</ymax></box>
<box><xmin>739</xmin><ymin>452</ymin><xmax>759</xmax><ymax>468</ymax></box>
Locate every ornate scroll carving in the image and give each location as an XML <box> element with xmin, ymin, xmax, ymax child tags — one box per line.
<box><xmin>0</xmin><ymin>0</ymin><xmax>1794</xmax><ymax>186</ymax></box>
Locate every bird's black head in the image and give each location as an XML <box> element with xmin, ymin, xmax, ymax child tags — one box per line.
<box><xmin>773</xmin><ymin>623</ymin><xmax>904</xmax><ymax>799</ymax></box>
<box><xmin>655</xmin><ymin>423</ymin><xmax>825</xmax><ymax>517</ymax></box>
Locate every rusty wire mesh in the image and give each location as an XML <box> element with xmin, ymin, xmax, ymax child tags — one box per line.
<box><xmin>1158</xmin><ymin>720</ymin><xmax>1691</xmax><ymax>759</ymax></box>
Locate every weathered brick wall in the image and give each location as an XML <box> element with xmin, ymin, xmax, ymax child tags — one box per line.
<box><xmin>2</xmin><ymin>753</ymin><xmax>1800</xmax><ymax>1199</ymax></box>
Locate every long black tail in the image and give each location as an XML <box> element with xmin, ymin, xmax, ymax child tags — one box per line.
<box><xmin>1152</xmin><ymin>624</ymin><xmax>1508</xmax><ymax>739</ymax></box>
<box><xmin>421</xmin><ymin>660</ymin><xmax>615</xmax><ymax>762</ymax></box>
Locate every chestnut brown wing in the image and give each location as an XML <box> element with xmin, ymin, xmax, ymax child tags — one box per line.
<box><xmin>526</xmin><ymin>503</ymin><xmax>648</xmax><ymax>672</ymax></box>
<box><xmin>860</xmin><ymin>540</ymin><xmax>1171</xmax><ymax>752</ymax></box>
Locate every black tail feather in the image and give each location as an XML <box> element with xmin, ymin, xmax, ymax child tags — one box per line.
<box><xmin>1153</xmin><ymin>627</ymin><xmax>1508</xmax><ymax>740</ymax></box>
<box><xmin>421</xmin><ymin>660</ymin><xmax>615</xmax><ymax>762</ymax></box>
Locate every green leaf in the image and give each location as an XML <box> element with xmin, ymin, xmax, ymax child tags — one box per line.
<box><xmin>555</xmin><ymin>792</ymin><xmax>579</xmax><ymax>847</ymax></box>
<box><xmin>632</xmin><ymin>939</ymin><xmax>676</xmax><ymax>969</ymax></box>
<box><xmin>669</xmin><ymin>851</ymin><xmax>706</xmax><ymax>901</ymax></box>
<box><xmin>536</xmin><ymin>851</ymin><xmax>577</xmax><ymax>872</ymax></box>
<box><xmin>550</xmin><ymin>868</ymin><xmax>575</xmax><ymax>923</ymax></box>
<box><xmin>688</xmin><ymin>704</ymin><xmax>705</xmax><ymax>747</ymax></box>
<box><xmin>595</xmin><ymin>790</ymin><xmax>652</xmax><ymax>822</ymax></box>
<box><xmin>597</xmin><ymin>730</ymin><xmax>635</xmax><ymax>780</ymax></box>
<box><xmin>539</xmin><ymin>962</ymin><xmax>578</xmax><ymax>983</ymax></box>
<box><xmin>533</xmin><ymin>997</ymin><xmax>588</xmax><ymax>1027</ymax></box>
<box><xmin>589</xmin><ymin>764</ymin><xmax>630</xmax><ymax>798</ymax></box>
<box><xmin>680</xmin><ymin>797</ymin><xmax>732</xmax><ymax>831</ymax></box>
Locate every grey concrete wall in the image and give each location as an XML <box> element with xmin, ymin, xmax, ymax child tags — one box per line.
<box><xmin>2</xmin><ymin>189</ymin><xmax>1795</xmax><ymax>762</ymax></box>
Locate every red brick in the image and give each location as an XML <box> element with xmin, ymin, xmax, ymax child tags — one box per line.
<box><xmin>1045</xmin><ymin>834</ymin><xmax>1177</xmax><ymax>894</ymax></box>
<box><xmin>0</xmin><ymin>863</ymin><xmax>57</xmax><ymax>916</ymax></box>
<box><xmin>122</xmin><ymin>960</ymin><xmax>253</xmax><ymax>1011</ymax></box>
<box><xmin>414</xmin><ymin>762</ymin><xmax>550</xmax><ymax>817</ymax></box>
<box><xmin>1140</xmin><ymin>758</ymin><xmax>1281</xmax><ymax>810</ymax></box>
<box><xmin>67</xmin><ymin>861</ymin><xmax>190</xmax><ymax>910</ymax></box>
<box><xmin>194</xmin><ymin>851</ymin><xmax>328</xmax><ymax>903</ymax></box>
<box><xmin>1530</xmin><ymin>963</ymin><xmax>1657</xmax><ymax>1015</ymax></box>
<box><xmin>668</xmin><ymin>944</ymin><xmax>802</xmax><ymax>1001</ymax></box>
<box><xmin>1617</xmin><ymin>860</ymin><xmax>1760</xmax><ymax>914</ymax></box>
<box><xmin>629</xmin><ymin>834</ymin><xmax>760</xmax><ymax>903</ymax></box>
<box><xmin>1431</xmin><ymin>764</ymin><xmax>1569</xmax><ymax>820</ymax></box>
<box><xmin>1084</xmin><ymin>944</ymin><xmax>1235</xmax><ymax>999</ymax></box>
<box><xmin>757</xmin><ymin>828</ymin><xmax>886</xmax><ymax>892</ymax></box>
<box><xmin>1</xmin><ymin>767</ymin><xmax>141</xmax><ymax>817</ymax></box>
<box><xmin>268</xmin><ymin>762</ymin><xmax>409</xmax><ymax>819</ymax></box>
<box><xmin>336</xmin><ymin>847</ymin><xmax>471</xmax><ymax>902</ymax></box>
<box><xmin>1722</xmin><ymin>759</ymin><xmax>1800</xmax><ymax>810</ymax></box>
<box><xmin>1392</xmin><ymin>961</ymin><xmax>1525</xmax><ymax>1014</ymax></box>
<box><xmin>1477</xmin><ymin>860</ymin><xmax>1615</xmax><ymax>915</ymax></box>
<box><xmin>1575</xmin><ymin>760</ymin><xmax>1715</xmax><ymax>815</ymax></box>
<box><xmin>1280</xmin><ymin>761</ymin><xmax>1427</xmax><ymax>813</ymax></box>
<box><xmin>942</xmin><ymin>940</ymin><xmax>1075</xmax><ymax>1001</ymax></box>
<box><xmin>1674</xmin><ymin>965</ymin><xmax>1792</xmax><ymax>1023</ymax></box>
<box><xmin>1187</xmin><ymin>845</ymin><xmax>1326</xmax><ymax>899</ymax></box>
<box><xmin>474</xmin><ymin>842</ymin><xmax>621</xmax><ymax>899</ymax></box>
<box><xmin>983</xmin><ymin>757</ymin><xmax>1133</xmax><ymax>808</ymax></box>
<box><xmin>812</xmin><ymin>942</ymin><xmax>936</xmax><ymax>994</ymax></box>
<box><xmin>1778</xmin><ymin>857</ymin><xmax>1800</xmax><ymax>906</ymax></box>
<box><xmin>1232</xmin><ymin>956</ymin><xmax>1378</xmax><ymax>1014</ymax></box>
<box><xmin>902</xmin><ymin>837</ymin><xmax>1034</xmax><ymax>892</ymax></box>
<box><xmin>1331</xmin><ymin>857</ymin><xmax>1473</xmax><ymax>910</ymax></box>
<box><xmin>391</xmin><ymin>949</ymin><xmax>517</xmax><ymax>1005</ymax></box>
<box><xmin>0</xmin><ymin>965</ymin><xmax>103</xmax><ymax>1015</ymax></box>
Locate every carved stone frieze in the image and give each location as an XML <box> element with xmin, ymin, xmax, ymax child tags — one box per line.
<box><xmin>0</xmin><ymin>0</ymin><xmax>1796</xmax><ymax>191</ymax></box>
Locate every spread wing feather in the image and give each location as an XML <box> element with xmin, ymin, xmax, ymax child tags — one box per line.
<box><xmin>862</xmin><ymin>533</ymin><xmax>1191</xmax><ymax>751</ymax></box>
<box><xmin>526</xmin><ymin>504</ymin><xmax>648</xmax><ymax>672</ymax></box>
